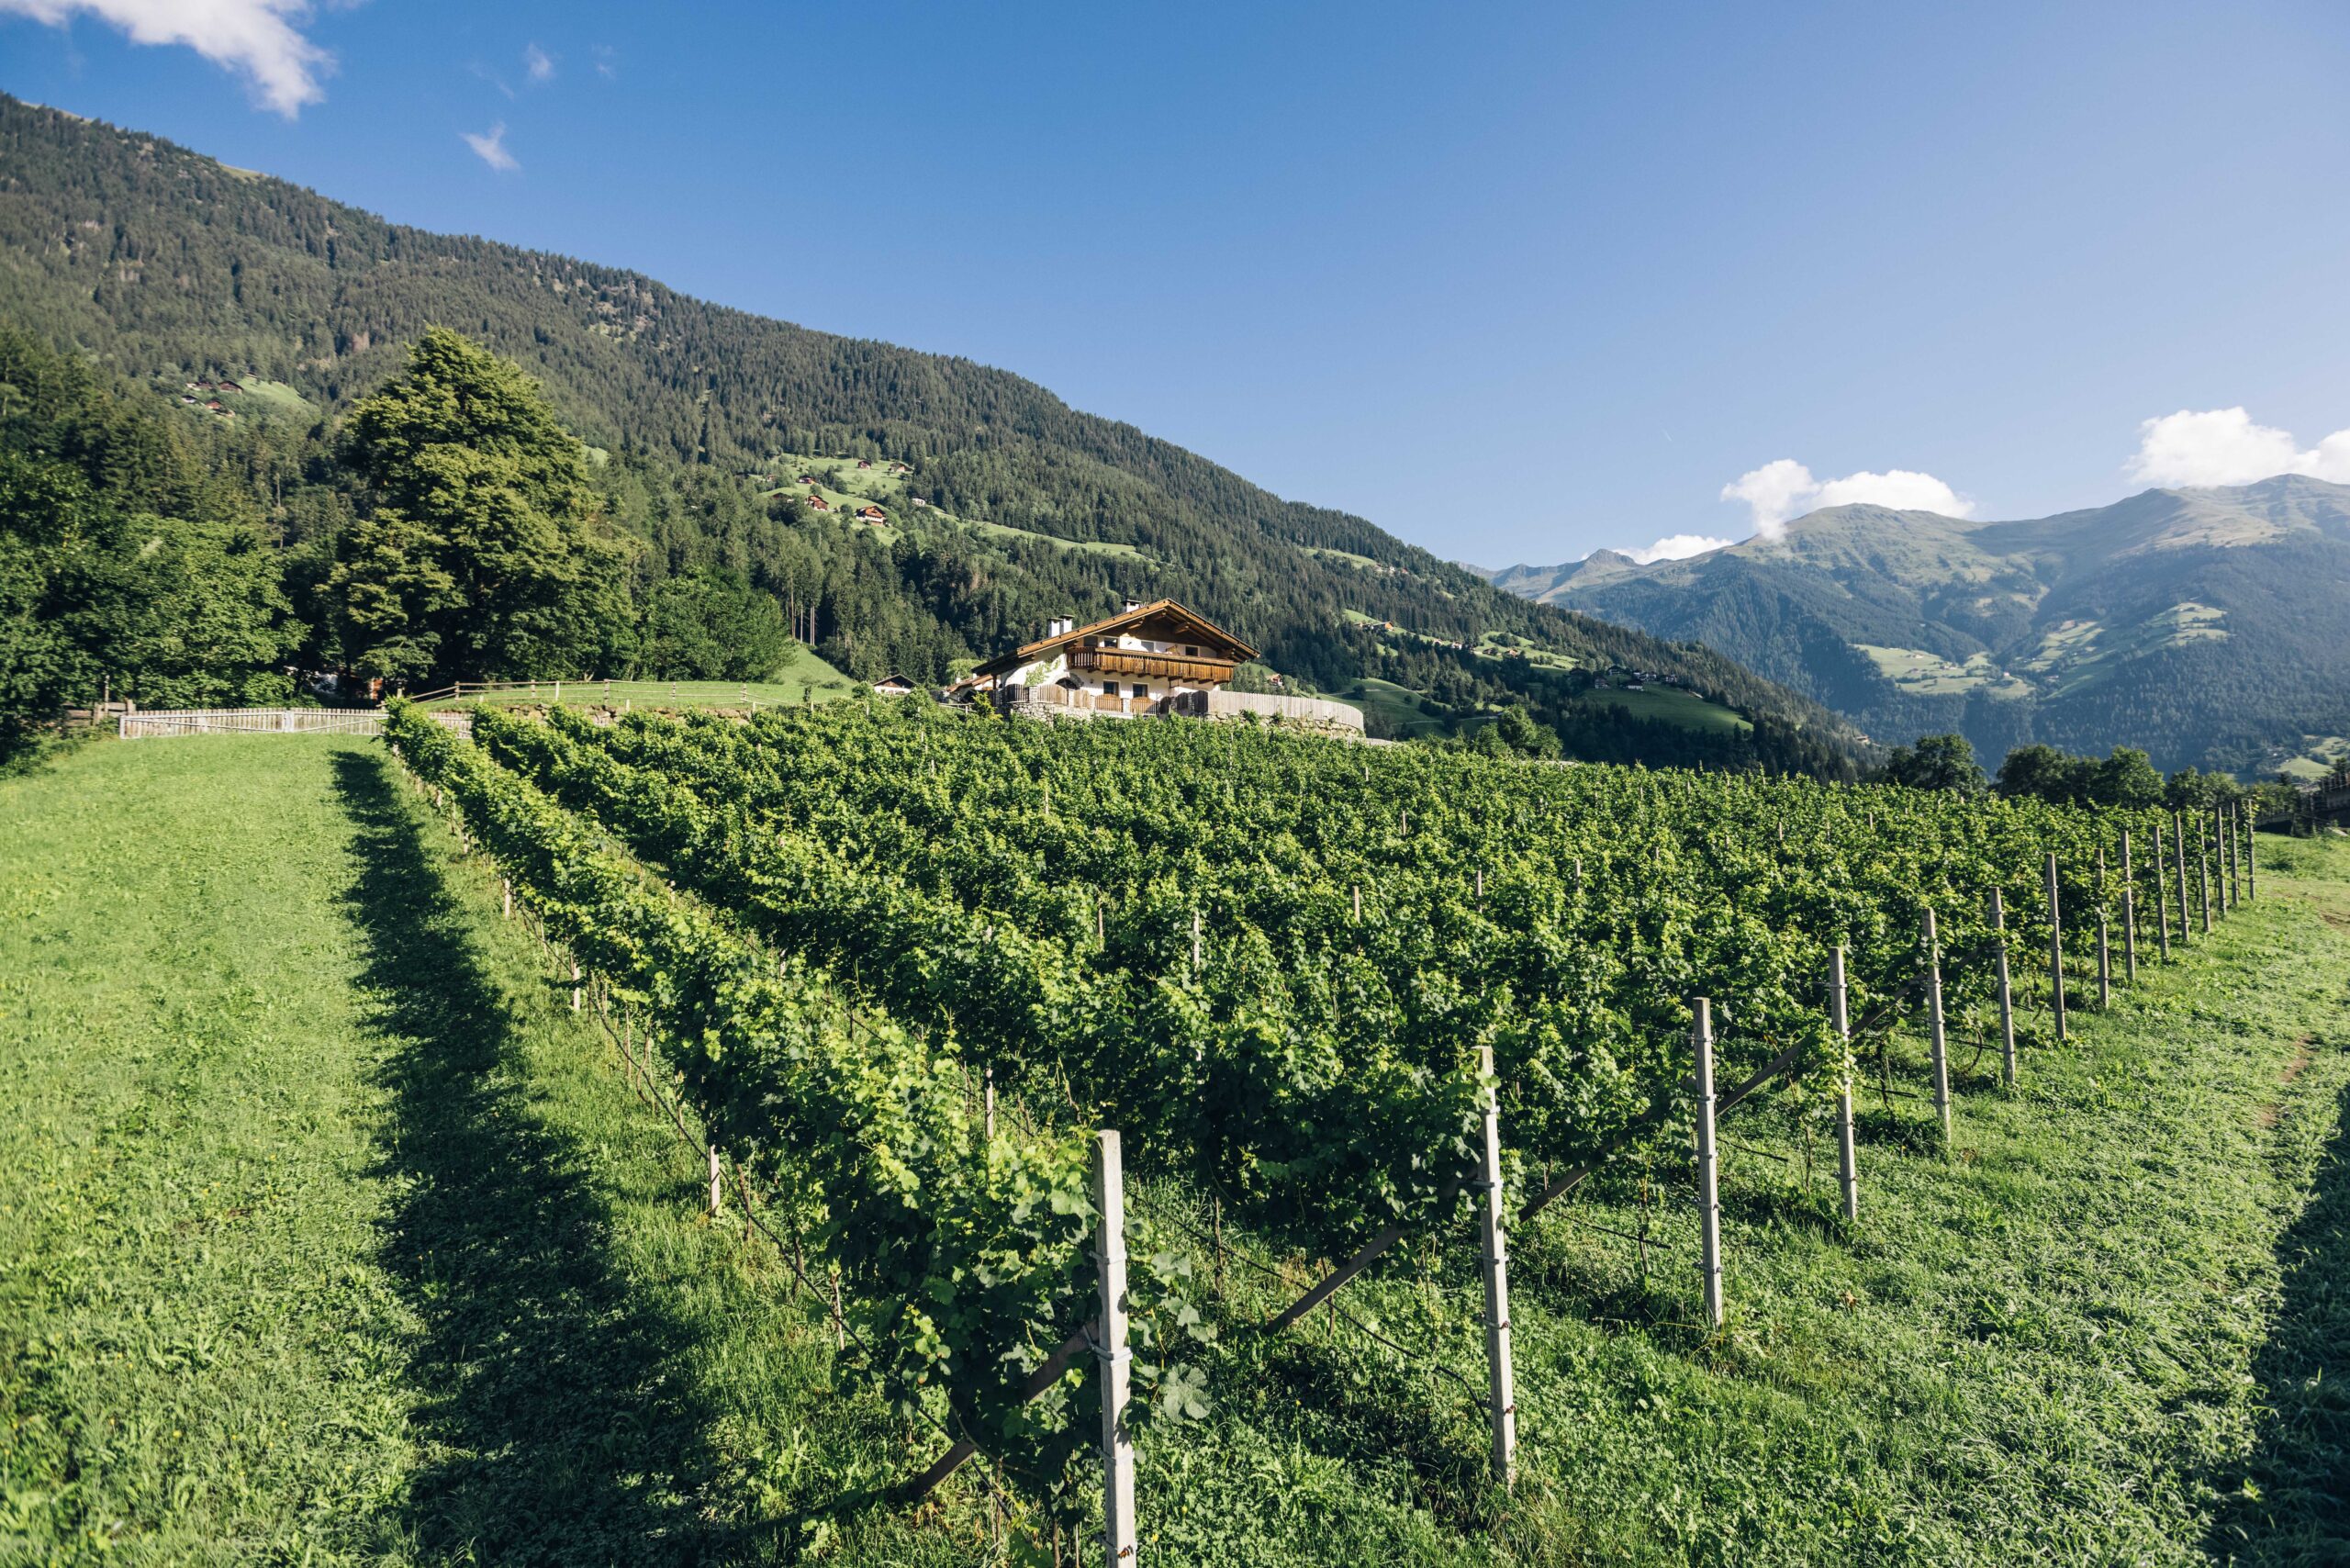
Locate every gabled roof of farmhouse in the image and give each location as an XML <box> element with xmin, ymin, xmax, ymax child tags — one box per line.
<box><xmin>973</xmin><ymin>599</ymin><xmax>1259</xmax><ymax>679</ymax></box>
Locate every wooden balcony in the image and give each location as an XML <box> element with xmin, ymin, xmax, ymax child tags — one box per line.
<box><xmin>1069</xmin><ymin>646</ymin><xmax>1236</xmax><ymax>684</ymax></box>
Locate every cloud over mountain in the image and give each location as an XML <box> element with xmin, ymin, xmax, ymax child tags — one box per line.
<box><xmin>2124</xmin><ymin>407</ymin><xmax>2350</xmax><ymax>488</ymax></box>
<box><xmin>1720</xmin><ymin>459</ymin><xmax>1972</xmax><ymax>538</ymax></box>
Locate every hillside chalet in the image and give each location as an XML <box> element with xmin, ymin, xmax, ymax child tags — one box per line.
<box><xmin>804</xmin><ymin>492</ymin><xmax>832</xmax><ymax>511</ymax></box>
<box><xmin>954</xmin><ymin>599</ymin><xmax>1254</xmax><ymax>712</ymax></box>
<box><xmin>856</xmin><ymin>504</ymin><xmax>888</xmax><ymax>524</ymax></box>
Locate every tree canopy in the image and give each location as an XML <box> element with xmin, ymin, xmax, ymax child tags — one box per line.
<box><xmin>330</xmin><ymin>327</ymin><xmax>631</xmax><ymax>682</ymax></box>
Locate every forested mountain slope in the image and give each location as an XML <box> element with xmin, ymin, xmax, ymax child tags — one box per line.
<box><xmin>0</xmin><ymin>94</ymin><xmax>1861</xmax><ymax>772</ymax></box>
<box><xmin>1477</xmin><ymin>476</ymin><xmax>2350</xmax><ymax>775</ymax></box>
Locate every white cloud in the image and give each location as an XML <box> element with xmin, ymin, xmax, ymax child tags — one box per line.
<box><xmin>1719</xmin><ymin>458</ymin><xmax>1971</xmax><ymax>538</ymax></box>
<box><xmin>1622</xmin><ymin>532</ymin><xmax>1735</xmax><ymax>565</ymax></box>
<box><xmin>1</xmin><ymin>0</ymin><xmax>332</xmax><ymax>117</ymax></box>
<box><xmin>523</xmin><ymin>42</ymin><xmax>554</xmax><ymax>83</ymax></box>
<box><xmin>2123</xmin><ymin>407</ymin><xmax>2350</xmax><ymax>487</ymax></box>
<box><xmin>463</xmin><ymin>120</ymin><xmax>519</xmax><ymax>172</ymax></box>
<box><xmin>592</xmin><ymin>44</ymin><xmax>616</xmax><ymax>78</ymax></box>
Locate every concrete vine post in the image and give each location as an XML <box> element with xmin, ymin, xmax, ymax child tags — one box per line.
<box><xmin>1693</xmin><ymin>1001</ymin><xmax>1725</xmax><ymax>1328</ymax></box>
<box><xmin>2044</xmin><ymin>853</ymin><xmax>2067</xmax><ymax>1043</ymax></box>
<box><xmin>1094</xmin><ymin>1131</ymin><xmax>1137</xmax><ymax>1566</ymax></box>
<box><xmin>1925</xmin><ymin>909</ymin><xmax>1951</xmax><ymax>1142</ymax></box>
<box><xmin>709</xmin><ymin>1148</ymin><xmax>722</xmax><ymax>1218</ymax></box>
<box><xmin>1476</xmin><ymin>1044</ymin><xmax>1518</xmax><ymax>1487</ymax></box>
<box><xmin>1830</xmin><ymin>946</ymin><xmax>1859</xmax><ymax>1221</ymax></box>
<box><xmin>1989</xmin><ymin>890</ymin><xmax>2017</xmax><ymax>1086</ymax></box>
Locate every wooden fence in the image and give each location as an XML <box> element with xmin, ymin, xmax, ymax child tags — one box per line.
<box><xmin>119</xmin><ymin>708</ymin><xmax>386</xmax><ymax>739</ymax></box>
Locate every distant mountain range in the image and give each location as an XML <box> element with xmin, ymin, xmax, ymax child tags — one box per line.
<box><xmin>1470</xmin><ymin>476</ymin><xmax>2350</xmax><ymax>776</ymax></box>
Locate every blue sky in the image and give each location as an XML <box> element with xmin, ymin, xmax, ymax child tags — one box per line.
<box><xmin>5</xmin><ymin>0</ymin><xmax>2349</xmax><ymax>567</ymax></box>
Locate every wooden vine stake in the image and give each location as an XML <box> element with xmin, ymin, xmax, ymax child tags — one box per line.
<box><xmin>571</xmin><ymin>962</ymin><xmax>582</xmax><ymax>1014</ymax></box>
<box><xmin>2121</xmin><ymin>831</ymin><xmax>2139</xmax><ymax>983</ymax></box>
<box><xmin>2173</xmin><ymin>812</ymin><xmax>2191</xmax><ymax>947</ymax></box>
<box><xmin>2044</xmin><ymin>854</ymin><xmax>2067</xmax><ymax>1042</ymax></box>
<box><xmin>2218</xmin><ymin>808</ymin><xmax>2237</xmax><ymax>907</ymax></box>
<box><xmin>2152</xmin><ymin>823</ymin><xmax>2171</xmax><ymax>961</ymax></box>
<box><xmin>2097</xmin><ymin>913</ymin><xmax>2111</xmax><ymax>1010</ymax></box>
<box><xmin>2246</xmin><ymin>803</ymin><xmax>2257</xmax><ymax>899</ymax></box>
<box><xmin>1989</xmin><ymin>890</ymin><xmax>2017</xmax><ymax>1086</ymax></box>
<box><xmin>502</xmin><ymin>877</ymin><xmax>512</xmax><ymax>921</ymax></box>
<box><xmin>1476</xmin><ymin>1044</ymin><xmax>1519</xmax><ymax>1485</ymax></box>
<box><xmin>1830</xmin><ymin>946</ymin><xmax>1859</xmax><ymax>1220</ymax></box>
<box><xmin>1693</xmin><ymin>1000</ymin><xmax>1725</xmax><ymax>1328</ymax></box>
<box><xmin>709</xmin><ymin>1148</ymin><xmax>723</xmax><ymax>1219</ymax></box>
<box><xmin>1094</xmin><ymin>1131</ymin><xmax>1138</xmax><ymax>1565</ymax></box>
<box><xmin>2199</xmin><ymin>832</ymin><xmax>2212</xmax><ymax>935</ymax></box>
<box><xmin>1924</xmin><ymin>909</ymin><xmax>1951</xmax><ymax>1142</ymax></box>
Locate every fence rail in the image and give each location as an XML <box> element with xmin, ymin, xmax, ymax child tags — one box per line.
<box><xmin>119</xmin><ymin>708</ymin><xmax>386</xmax><ymax>739</ymax></box>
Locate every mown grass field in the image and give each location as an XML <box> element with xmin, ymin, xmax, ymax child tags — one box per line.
<box><xmin>3</xmin><ymin>736</ymin><xmax>2344</xmax><ymax>1564</ymax></box>
<box><xmin>416</xmin><ymin>661</ymin><xmax>862</xmax><ymax>714</ymax></box>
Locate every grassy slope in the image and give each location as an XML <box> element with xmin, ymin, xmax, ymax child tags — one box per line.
<box><xmin>4</xmin><ymin>736</ymin><xmax>2346</xmax><ymax>1563</ymax></box>
<box><xmin>417</xmin><ymin>660</ymin><xmax>861</xmax><ymax>711</ymax></box>
<box><xmin>0</xmin><ymin>737</ymin><xmax>946</xmax><ymax>1564</ymax></box>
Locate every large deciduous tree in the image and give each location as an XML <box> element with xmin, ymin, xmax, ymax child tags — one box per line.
<box><xmin>330</xmin><ymin>329</ymin><xmax>631</xmax><ymax>682</ymax></box>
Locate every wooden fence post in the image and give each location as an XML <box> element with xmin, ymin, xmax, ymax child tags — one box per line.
<box><xmin>1925</xmin><ymin>909</ymin><xmax>1951</xmax><ymax>1141</ymax></box>
<box><xmin>1693</xmin><ymin>1000</ymin><xmax>1725</xmax><ymax>1328</ymax></box>
<box><xmin>1476</xmin><ymin>1044</ymin><xmax>1518</xmax><ymax>1486</ymax></box>
<box><xmin>2246</xmin><ymin>805</ymin><xmax>2257</xmax><ymax>900</ymax></box>
<box><xmin>2044</xmin><ymin>853</ymin><xmax>2067</xmax><ymax>1042</ymax></box>
<box><xmin>1830</xmin><ymin>946</ymin><xmax>1858</xmax><ymax>1221</ymax></box>
<box><xmin>1990</xmin><ymin>890</ymin><xmax>2017</xmax><ymax>1086</ymax></box>
<box><xmin>2121</xmin><ymin>831</ymin><xmax>2138</xmax><ymax>984</ymax></box>
<box><xmin>1094</xmin><ymin>1131</ymin><xmax>1138</xmax><ymax>1565</ymax></box>
<box><xmin>2152</xmin><ymin>823</ymin><xmax>2171</xmax><ymax>961</ymax></box>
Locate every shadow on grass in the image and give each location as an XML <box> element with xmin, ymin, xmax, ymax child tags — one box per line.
<box><xmin>2207</xmin><ymin>1069</ymin><xmax>2350</xmax><ymax>1563</ymax></box>
<box><xmin>330</xmin><ymin>749</ymin><xmax>735</xmax><ymax>1562</ymax></box>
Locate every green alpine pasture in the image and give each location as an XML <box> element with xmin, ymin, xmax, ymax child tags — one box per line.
<box><xmin>2</xmin><ymin>734</ymin><xmax>2344</xmax><ymax>1563</ymax></box>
